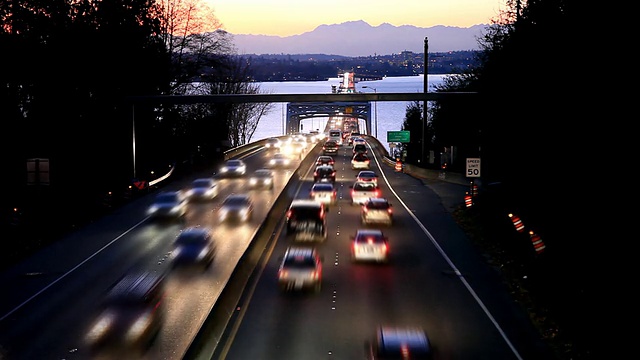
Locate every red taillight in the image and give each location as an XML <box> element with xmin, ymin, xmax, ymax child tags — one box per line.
<box><xmin>374</xmin><ymin>190</ymin><xmax>380</xmax><ymax>197</ymax></box>
<box><xmin>286</xmin><ymin>210</ymin><xmax>292</xmax><ymax>219</ymax></box>
<box><xmin>387</xmin><ymin>208</ymin><xmax>393</xmax><ymax>214</ymax></box>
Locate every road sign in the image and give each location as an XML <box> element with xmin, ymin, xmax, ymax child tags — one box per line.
<box><xmin>387</xmin><ymin>131</ymin><xmax>410</xmax><ymax>142</ymax></box>
<box><xmin>466</xmin><ymin>158</ymin><xmax>481</xmax><ymax>178</ymax></box>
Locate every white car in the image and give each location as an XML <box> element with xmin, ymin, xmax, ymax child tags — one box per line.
<box><xmin>268</xmin><ymin>153</ymin><xmax>293</xmax><ymax>168</ymax></box>
<box><xmin>356</xmin><ymin>170</ymin><xmax>378</xmax><ymax>187</ymax></box>
<box><xmin>351</xmin><ymin>153</ymin><xmax>370</xmax><ymax>170</ymax></box>
<box><xmin>350</xmin><ymin>181</ymin><xmax>380</xmax><ymax>205</ymax></box>
<box><xmin>309</xmin><ymin>183</ymin><xmax>337</xmax><ymax>206</ymax></box>
<box><xmin>361</xmin><ymin>198</ymin><xmax>393</xmax><ymax>226</ymax></box>
<box><xmin>147</xmin><ymin>191</ymin><xmax>187</xmax><ymax>221</ymax></box>
<box><xmin>185</xmin><ymin>178</ymin><xmax>218</xmax><ymax>201</ymax></box>
<box><xmin>264</xmin><ymin>137</ymin><xmax>281</xmax><ymax>150</ymax></box>
<box><xmin>350</xmin><ymin>229</ymin><xmax>389</xmax><ymax>263</ymax></box>
<box><xmin>219</xmin><ymin>159</ymin><xmax>247</xmax><ymax>177</ymax></box>
<box><xmin>218</xmin><ymin>194</ymin><xmax>254</xmax><ymax>223</ymax></box>
<box><xmin>249</xmin><ymin>169</ymin><xmax>275</xmax><ymax>190</ymax></box>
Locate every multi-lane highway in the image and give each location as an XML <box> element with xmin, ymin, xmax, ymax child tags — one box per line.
<box><xmin>209</xmin><ymin>140</ymin><xmax>555</xmax><ymax>360</ymax></box>
<box><xmin>0</xmin><ymin>135</ymin><xmax>554</xmax><ymax>360</ymax></box>
<box><xmin>0</xmin><ymin>138</ymin><xmax>311</xmax><ymax>360</ymax></box>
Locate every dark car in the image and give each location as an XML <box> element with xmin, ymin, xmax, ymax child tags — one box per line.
<box><xmin>313</xmin><ymin>165</ymin><xmax>336</xmax><ymax>183</ymax></box>
<box><xmin>286</xmin><ymin>200</ymin><xmax>328</xmax><ymax>242</ymax></box>
<box><xmin>353</xmin><ymin>143</ymin><xmax>367</xmax><ymax>155</ymax></box>
<box><xmin>366</xmin><ymin>326</ymin><xmax>432</xmax><ymax>359</ymax></box>
<box><xmin>322</xmin><ymin>140</ymin><xmax>339</xmax><ymax>155</ymax></box>
<box><xmin>315</xmin><ymin>155</ymin><xmax>335</xmax><ymax>167</ymax></box>
<box><xmin>84</xmin><ymin>270</ymin><xmax>166</xmax><ymax>352</ymax></box>
<box><xmin>170</xmin><ymin>227</ymin><xmax>216</xmax><ymax>269</ymax></box>
<box><xmin>277</xmin><ymin>246</ymin><xmax>323</xmax><ymax>293</ymax></box>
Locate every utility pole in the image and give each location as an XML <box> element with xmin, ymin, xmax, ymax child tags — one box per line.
<box><xmin>422</xmin><ymin>37</ymin><xmax>428</xmax><ymax>165</ymax></box>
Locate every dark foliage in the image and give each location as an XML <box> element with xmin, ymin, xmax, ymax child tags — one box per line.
<box><xmin>422</xmin><ymin>1</ymin><xmax>596</xmax><ymax>358</ymax></box>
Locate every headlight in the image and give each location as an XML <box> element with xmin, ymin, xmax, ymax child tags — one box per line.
<box><xmin>126</xmin><ymin>312</ymin><xmax>153</xmax><ymax>342</ymax></box>
<box><xmin>85</xmin><ymin>311</ymin><xmax>116</xmax><ymax>343</ymax></box>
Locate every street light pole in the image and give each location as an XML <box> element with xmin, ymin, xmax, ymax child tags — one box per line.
<box><xmin>362</xmin><ymin>86</ymin><xmax>377</xmax><ymax>138</ymax></box>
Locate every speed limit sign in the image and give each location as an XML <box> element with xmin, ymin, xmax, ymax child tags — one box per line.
<box><xmin>466</xmin><ymin>158</ymin><xmax>481</xmax><ymax>178</ymax></box>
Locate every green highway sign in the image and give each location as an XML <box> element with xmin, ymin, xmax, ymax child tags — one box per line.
<box><xmin>387</xmin><ymin>131</ymin><xmax>410</xmax><ymax>142</ymax></box>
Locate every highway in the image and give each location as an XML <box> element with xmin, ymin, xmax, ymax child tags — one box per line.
<box><xmin>0</xmin><ymin>135</ymin><xmax>554</xmax><ymax>360</ymax></box>
<box><xmin>0</xmin><ymin>139</ymin><xmax>308</xmax><ymax>360</ymax></box>
<box><xmin>209</xmin><ymin>141</ymin><xmax>554</xmax><ymax>360</ymax></box>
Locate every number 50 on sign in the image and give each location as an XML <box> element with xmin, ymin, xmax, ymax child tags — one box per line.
<box><xmin>466</xmin><ymin>158</ymin><xmax>481</xmax><ymax>177</ymax></box>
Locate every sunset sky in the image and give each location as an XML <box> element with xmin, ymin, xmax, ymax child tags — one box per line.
<box><xmin>207</xmin><ymin>0</ymin><xmax>506</xmax><ymax>36</ymax></box>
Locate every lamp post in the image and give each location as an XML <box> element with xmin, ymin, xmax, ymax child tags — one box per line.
<box><xmin>361</xmin><ymin>86</ymin><xmax>377</xmax><ymax>138</ymax></box>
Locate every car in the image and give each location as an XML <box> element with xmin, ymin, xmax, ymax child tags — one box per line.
<box><xmin>361</xmin><ymin>198</ymin><xmax>393</xmax><ymax>226</ymax></box>
<box><xmin>322</xmin><ymin>140</ymin><xmax>339</xmax><ymax>155</ymax></box>
<box><xmin>315</xmin><ymin>155</ymin><xmax>335</xmax><ymax>167</ymax></box>
<box><xmin>280</xmin><ymin>140</ymin><xmax>305</xmax><ymax>158</ymax></box>
<box><xmin>309</xmin><ymin>182</ymin><xmax>337</xmax><ymax>206</ymax></box>
<box><xmin>353</xmin><ymin>143</ymin><xmax>368</xmax><ymax>155</ymax></box>
<box><xmin>218</xmin><ymin>194</ymin><xmax>254</xmax><ymax>223</ymax></box>
<box><xmin>84</xmin><ymin>270</ymin><xmax>166</xmax><ymax>352</ymax></box>
<box><xmin>350</xmin><ymin>181</ymin><xmax>381</xmax><ymax>205</ymax></box>
<box><xmin>286</xmin><ymin>199</ymin><xmax>328</xmax><ymax>242</ymax></box>
<box><xmin>351</xmin><ymin>152</ymin><xmax>370</xmax><ymax>169</ymax></box>
<box><xmin>277</xmin><ymin>246</ymin><xmax>323</xmax><ymax>292</ymax></box>
<box><xmin>249</xmin><ymin>168</ymin><xmax>275</xmax><ymax>189</ymax></box>
<box><xmin>313</xmin><ymin>165</ymin><xmax>336</xmax><ymax>183</ymax></box>
<box><xmin>350</xmin><ymin>229</ymin><xmax>389</xmax><ymax>263</ymax></box>
<box><xmin>366</xmin><ymin>326</ymin><xmax>432</xmax><ymax>359</ymax></box>
<box><xmin>185</xmin><ymin>178</ymin><xmax>218</xmax><ymax>201</ymax></box>
<box><xmin>267</xmin><ymin>152</ymin><xmax>293</xmax><ymax>168</ymax></box>
<box><xmin>353</xmin><ymin>136</ymin><xmax>366</xmax><ymax>146</ymax></box>
<box><xmin>356</xmin><ymin>170</ymin><xmax>378</xmax><ymax>186</ymax></box>
<box><xmin>146</xmin><ymin>191</ymin><xmax>187</xmax><ymax>221</ymax></box>
<box><xmin>218</xmin><ymin>159</ymin><xmax>247</xmax><ymax>177</ymax></box>
<box><xmin>264</xmin><ymin>137</ymin><xmax>281</xmax><ymax>150</ymax></box>
<box><xmin>170</xmin><ymin>227</ymin><xmax>216</xmax><ymax>269</ymax></box>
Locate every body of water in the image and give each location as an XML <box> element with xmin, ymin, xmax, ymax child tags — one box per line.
<box><xmin>252</xmin><ymin>74</ymin><xmax>449</xmax><ymax>153</ymax></box>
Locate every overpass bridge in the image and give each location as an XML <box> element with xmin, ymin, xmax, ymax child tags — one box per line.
<box><xmin>129</xmin><ymin>93</ymin><xmax>476</xmax><ymax>138</ymax></box>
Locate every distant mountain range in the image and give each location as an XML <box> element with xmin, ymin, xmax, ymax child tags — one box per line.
<box><xmin>229</xmin><ymin>20</ymin><xmax>486</xmax><ymax>57</ymax></box>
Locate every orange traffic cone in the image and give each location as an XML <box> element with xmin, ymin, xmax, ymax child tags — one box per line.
<box><xmin>464</xmin><ymin>192</ymin><xmax>473</xmax><ymax>207</ymax></box>
<box><xmin>508</xmin><ymin>213</ymin><xmax>525</xmax><ymax>232</ymax></box>
<box><xmin>395</xmin><ymin>158</ymin><xmax>403</xmax><ymax>172</ymax></box>
<box><xmin>529</xmin><ymin>230</ymin><xmax>545</xmax><ymax>254</ymax></box>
